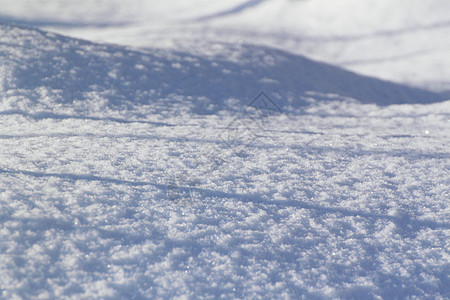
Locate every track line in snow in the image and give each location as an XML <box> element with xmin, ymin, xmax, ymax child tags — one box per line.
<box><xmin>340</xmin><ymin>44</ymin><xmax>450</xmax><ymax>66</ymax></box>
<box><xmin>0</xmin><ymin>110</ymin><xmax>176</xmax><ymax>127</ymax></box>
<box><xmin>2</xmin><ymin>168</ymin><xmax>448</xmax><ymax>232</ymax></box>
<box><xmin>0</xmin><ymin>168</ymin><xmax>162</xmax><ymax>188</ymax></box>
<box><xmin>194</xmin><ymin>0</ymin><xmax>266</xmax><ymax>22</ymax></box>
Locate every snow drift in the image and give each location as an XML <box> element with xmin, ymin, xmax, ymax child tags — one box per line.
<box><xmin>0</xmin><ymin>23</ymin><xmax>449</xmax><ymax>299</ymax></box>
<box><xmin>0</xmin><ymin>23</ymin><xmax>445</xmax><ymax>118</ymax></box>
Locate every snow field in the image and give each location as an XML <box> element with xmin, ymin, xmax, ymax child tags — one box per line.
<box><xmin>14</xmin><ymin>0</ymin><xmax>449</xmax><ymax>92</ymax></box>
<box><xmin>0</xmin><ymin>1</ymin><xmax>449</xmax><ymax>297</ymax></box>
<box><xmin>1</xmin><ymin>96</ymin><xmax>449</xmax><ymax>298</ymax></box>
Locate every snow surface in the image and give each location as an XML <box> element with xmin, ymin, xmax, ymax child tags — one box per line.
<box><xmin>0</xmin><ymin>1</ymin><xmax>450</xmax><ymax>299</ymax></box>
<box><xmin>3</xmin><ymin>0</ymin><xmax>448</xmax><ymax>93</ymax></box>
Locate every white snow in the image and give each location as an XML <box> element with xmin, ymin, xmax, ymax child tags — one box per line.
<box><xmin>6</xmin><ymin>0</ymin><xmax>447</xmax><ymax>92</ymax></box>
<box><xmin>0</xmin><ymin>1</ymin><xmax>449</xmax><ymax>299</ymax></box>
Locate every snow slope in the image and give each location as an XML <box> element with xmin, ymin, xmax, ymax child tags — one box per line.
<box><xmin>0</xmin><ymin>23</ymin><xmax>449</xmax><ymax>298</ymax></box>
<box><xmin>0</xmin><ymin>24</ymin><xmax>444</xmax><ymax>117</ymax></box>
<box><xmin>2</xmin><ymin>0</ymin><xmax>447</xmax><ymax>92</ymax></box>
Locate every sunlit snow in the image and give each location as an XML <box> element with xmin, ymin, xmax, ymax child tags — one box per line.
<box><xmin>0</xmin><ymin>1</ymin><xmax>449</xmax><ymax>298</ymax></box>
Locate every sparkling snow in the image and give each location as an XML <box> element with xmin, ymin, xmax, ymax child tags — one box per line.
<box><xmin>0</xmin><ymin>1</ymin><xmax>449</xmax><ymax>298</ymax></box>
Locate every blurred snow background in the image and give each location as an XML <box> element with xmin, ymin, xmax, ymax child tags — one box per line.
<box><xmin>2</xmin><ymin>0</ymin><xmax>450</xmax><ymax>92</ymax></box>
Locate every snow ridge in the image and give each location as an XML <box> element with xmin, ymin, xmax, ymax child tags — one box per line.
<box><xmin>0</xmin><ymin>22</ymin><xmax>449</xmax><ymax>299</ymax></box>
<box><xmin>0</xmin><ymin>24</ymin><xmax>445</xmax><ymax>118</ymax></box>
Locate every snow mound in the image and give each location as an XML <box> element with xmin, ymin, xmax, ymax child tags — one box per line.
<box><xmin>10</xmin><ymin>0</ymin><xmax>448</xmax><ymax>92</ymax></box>
<box><xmin>1</xmin><ymin>23</ymin><xmax>449</xmax><ymax>299</ymax></box>
<box><xmin>0</xmin><ymin>24</ymin><xmax>445</xmax><ymax>118</ymax></box>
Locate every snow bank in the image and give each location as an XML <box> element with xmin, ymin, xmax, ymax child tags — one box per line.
<box><xmin>0</xmin><ymin>23</ymin><xmax>449</xmax><ymax>299</ymax></box>
<box><xmin>18</xmin><ymin>0</ymin><xmax>446</xmax><ymax>93</ymax></box>
<box><xmin>0</xmin><ymin>24</ymin><xmax>444</xmax><ymax>119</ymax></box>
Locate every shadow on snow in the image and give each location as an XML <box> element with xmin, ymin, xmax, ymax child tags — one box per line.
<box><xmin>0</xmin><ymin>23</ymin><xmax>447</xmax><ymax>116</ymax></box>
<box><xmin>1</xmin><ymin>168</ymin><xmax>449</xmax><ymax>232</ymax></box>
